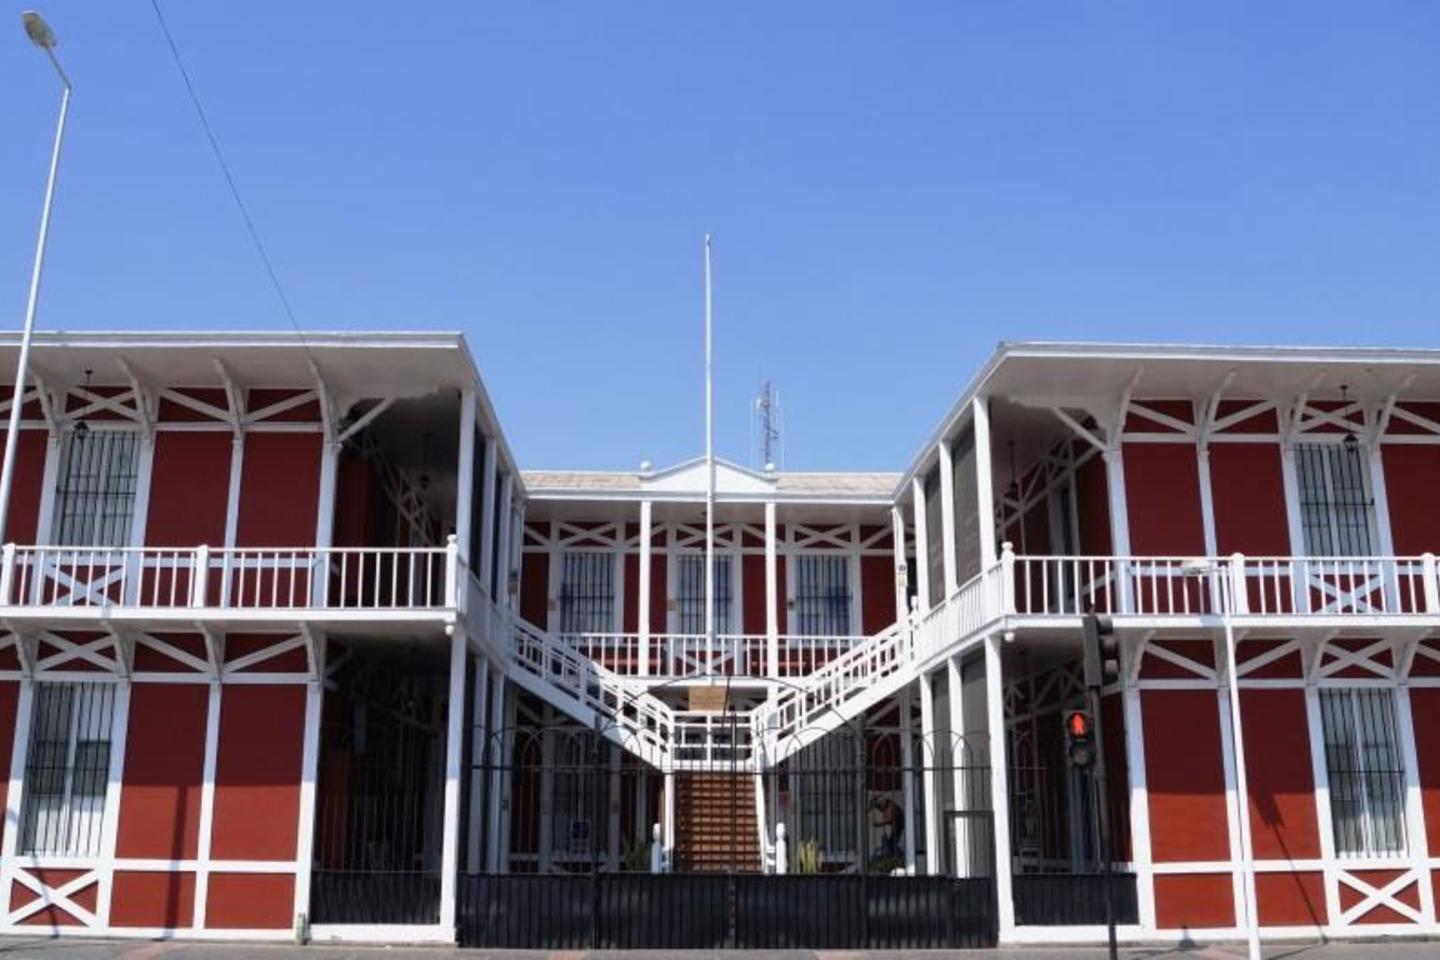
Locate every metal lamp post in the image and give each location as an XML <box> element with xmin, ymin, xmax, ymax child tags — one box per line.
<box><xmin>0</xmin><ymin>11</ymin><xmax>71</xmax><ymax>541</ymax></box>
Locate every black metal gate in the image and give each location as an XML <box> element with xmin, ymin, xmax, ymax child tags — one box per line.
<box><xmin>458</xmin><ymin>708</ymin><xmax>997</xmax><ymax>948</ymax></box>
<box><xmin>310</xmin><ymin>643</ymin><xmax>448</xmax><ymax>924</ymax></box>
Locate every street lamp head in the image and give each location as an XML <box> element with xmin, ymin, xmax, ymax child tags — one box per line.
<box><xmin>22</xmin><ymin>11</ymin><xmax>56</xmax><ymax>50</ymax></box>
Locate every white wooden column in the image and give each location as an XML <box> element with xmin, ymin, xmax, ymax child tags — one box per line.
<box><xmin>1197</xmin><ymin>444</ymin><xmax>1219</xmax><ymax>557</ymax></box>
<box><xmin>466</xmin><ymin>658</ymin><xmax>491</xmax><ymax>874</ymax></box>
<box><xmin>94</xmin><ymin>679</ymin><xmax>133</xmax><ymax>929</ymax></box>
<box><xmin>496</xmin><ymin>473</ymin><xmax>515</xmax><ymax>603</ymax></box>
<box><xmin>890</xmin><ymin>506</ymin><xmax>909</xmax><ymax>623</ymax></box>
<box><xmin>455</xmin><ymin>391</ymin><xmax>477</xmax><ymax>566</ymax></box>
<box><xmin>938</xmin><ymin>440</ymin><xmax>958</xmax><ymax>598</ymax></box>
<box><xmin>0</xmin><ymin>680</ymin><xmax>34</xmax><ymax>913</ymax></box>
<box><xmin>477</xmin><ymin>437</ymin><xmax>499</xmax><ymax>597</ymax></box>
<box><xmin>972</xmin><ymin>396</ymin><xmax>997</xmax><ymax>564</ymax></box>
<box><xmin>984</xmin><ymin>633</ymin><xmax>1015</xmax><ymax>938</ymax></box>
<box><xmin>765</xmin><ymin>501</ymin><xmax>779</xmax><ymax>677</ymax></box>
<box><xmin>292</xmin><ymin>640</ymin><xmax>325</xmax><ymax>933</ymax></box>
<box><xmin>918</xmin><ymin>671</ymin><xmax>941</xmax><ymax>875</ymax></box>
<box><xmin>311</xmin><ymin>438</ymin><xmax>341</xmax><ymax>606</ymax></box>
<box><xmin>899</xmin><ymin>685</ymin><xmax>918</xmax><ymax>874</ymax></box>
<box><xmin>1102</xmin><ymin>445</ymin><xmax>1132</xmax><ymax>611</ymax></box>
<box><xmin>946</xmin><ymin>655</ymin><xmax>968</xmax><ymax>876</ymax></box>
<box><xmin>1122</xmin><ymin>646</ymin><xmax>1156</xmax><ymax>929</ymax></box>
<box><xmin>912</xmin><ymin>476</ymin><xmax>931</xmax><ymax>613</ymax></box>
<box><xmin>438</xmin><ymin>628</ymin><xmax>469</xmax><ymax>933</ymax></box>
<box><xmin>1395</xmin><ymin>685</ymin><xmax>1436</xmax><ymax>924</ymax></box>
<box><xmin>638</xmin><ymin>500</ymin><xmax>653</xmax><ymax>677</ymax></box>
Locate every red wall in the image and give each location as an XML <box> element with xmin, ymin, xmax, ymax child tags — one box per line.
<box><xmin>1383</xmin><ymin>446</ymin><xmax>1440</xmax><ymax>554</ymax></box>
<box><xmin>1240</xmin><ymin>689</ymin><xmax>1320</xmax><ymax>860</ymax></box>
<box><xmin>520</xmin><ymin>553</ymin><xmax>548</xmax><ymax>625</ymax></box>
<box><xmin>209</xmin><ymin>685</ymin><xmax>305</xmax><ymax>861</ymax></box>
<box><xmin>1123</xmin><ymin>444</ymin><xmax>1205</xmax><ymax>555</ymax></box>
<box><xmin>742</xmin><ymin>554</ymin><xmax>766</xmax><ymax>635</ymax></box>
<box><xmin>205</xmin><ymin>873</ymin><xmax>295</xmax><ymax>929</ymax></box>
<box><xmin>1209</xmin><ymin>444</ymin><xmax>1291</xmax><ymax>555</ymax></box>
<box><xmin>145</xmin><ymin>432</ymin><xmax>232</xmax><ymax>547</ymax></box>
<box><xmin>1074</xmin><ymin>453</ymin><xmax>1111</xmax><ymax>554</ymax></box>
<box><xmin>117</xmin><ymin>685</ymin><xmax>208</xmax><ymax>860</ymax></box>
<box><xmin>0</xmin><ymin>681</ymin><xmax>17</xmax><ymax>819</ymax></box>
<box><xmin>860</xmin><ymin>555</ymin><xmax>895</xmax><ymax>634</ymax></box>
<box><xmin>1143</xmin><ymin>689</ymin><xmax>1230</xmax><ymax>863</ymax></box>
<box><xmin>0</xmin><ymin>430</ymin><xmax>47</xmax><ymax>543</ymax></box>
<box><xmin>1410</xmin><ymin>688</ymin><xmax>1440</xmax><ymax>856</ymax></box>
<box><xmin>235</xmin><ymin>434</ymin><xmax>322</xmax><ymax>546</ymax></box>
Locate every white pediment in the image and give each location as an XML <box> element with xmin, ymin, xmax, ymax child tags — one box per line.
<box><xmin>642</xmin><ymin>457</ymin><xmax>777</xmax><ymax>495</ymax></box>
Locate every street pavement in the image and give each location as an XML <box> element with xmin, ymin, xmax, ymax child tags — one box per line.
<box><xmin>1</xmin><ymin>939</ymin><xmax>1439</xmax><ymax>960</ymax></box>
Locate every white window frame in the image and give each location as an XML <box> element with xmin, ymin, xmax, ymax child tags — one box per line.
<box><xmin>1318</xmin><ymin>686</ymin><xmax>1408</xmax><ymax>859</ymax></box>
<box><xmin>18</xmin><ymin>682</ymin><xmax>118</xmax><ymax>858</ymax></box>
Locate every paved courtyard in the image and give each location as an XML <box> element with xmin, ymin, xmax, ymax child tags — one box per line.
<box><xmin>0</xmin><ymin>939</ymin><xmax>1438</xmax><ymax>960</ymax></box>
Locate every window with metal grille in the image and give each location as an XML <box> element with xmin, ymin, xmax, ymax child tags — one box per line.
<box><xmin>51</xmin><ymin>430</ymin><xmax>141</xmax><ymax>547</ymax></box>
<box><xmin>19</xmin><ymin>683</ymin><xmax>116</xmax><ymax>856</ymax></box>
<box><xmin>1295</xmin><ymin>443</ymin><xmax>1374</xmax><ymax>556</ymax></box>
<box><xmin>557</xmin><ymin>552</ymin><xmax>614</xmax><ymax>635</ymax></box>
<box><xmin>793</xmin><ymin>554</ymin><xmax>852</xmax><ymax>636</ymax></box>
<box><xmin>1320</xmin><ymin>688</ymin><xmax>1407</xmax><ymax>857</ymax></box>
<box><xmin>675</xmin><ymin>554</ymin><xmax>732</xmax><ymax>635</ymax></box>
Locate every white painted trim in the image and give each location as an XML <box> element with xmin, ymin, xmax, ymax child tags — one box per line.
<box><xmin>764</xmin><ymin>501</ymin><xmax>778</xmax><ymax>677</ymax></box>
<box><xmin>93</xmin><ymin>679</ymin><xmax>133</xmax><ymax>928</ymax></box>
<box><xmin>1279</xmin><ymin>445</ymin><xmax>1307</xmax><ymax>557</ymax></box>
<box><xmin>985</xmin><ymin>633</ymin><xmax>1015</xmax><ymax>935</ymax></box>
<box><xmin>1122</xmin><ymin>666</ymin><xmax>1156</xmax><ymax>928</ymax></box>
<box><xmin>1196</xmin><ymin>443</ymin><xmax>1219</xmax><ymax>557</ymax></box>
<box><xmin>437</xmin><ymin>627</ymin><xmax>467</xmax><ymax>933</ymax></box>
<box><xmin>972</xmin><ymin>396</ymin><xmax>998</xmax><ymax>564</ymax></box>
<box><xmin>33</xmin><ymin>431</ymin><xmax>61</xmax><ymax>547</ymax></box>
<box><xmin>938</xmin><ymin>439</ymin><xmax>958</xmax><ymax>597</ymax></box>
<box><xmin>307</xmin><ymin>923</ymin><xmax>454</xmax><ymax>944</ymax></box>
<box><xmin>222</xmin><ymin>434</ymin><xmax>244</xmax><ymax>549</ymax></box>
<box><xmin>638</xmin><ymin>500</ymin><xmax>652</xmax><ymax>677</ymax></box>
<box><xmin>0</xmin><ymin>680</ymin><xmax>34</xmax><ymax>913</ymax></box>
<box><xmin>127</xmin><ymin>434</ymin><xmax>157</xmax><ymax>552</ymax></box>
<box><xmin>477</xmin><ymin>438</ymin><xmax>499</xmax><ymax>597</ymax></box>
<box><xmin>291</xmin><ymin>642</ymin><xmax>325</xmax><ymax>932</ymax></box>
<box><xmin>912</xmin><ymin>476</ymin><xmax>931</xmax><ymax>611</ymax></box>
<box><xmin>454</xmin><ymin>391</ymin><xmax>477</xmax><ymax>567</ymax></box>
<box><xmin>485</xmin><ymin>673</ymin><xmax>507</xmax><ymax>873</ymax></box>
<box><xmin>946</xmin><ymin>654</ymin><xmax>966</xmax><ymax>874</ymax></box>
<box><xmin>192</xmin><ymin>681</ymin><xmax>222</xmax><ymax>929</ymax></box>
<box><xmin>917</xmin><ymin>671</ymin><xmax>940</xmax><ymax>876</ymax></box>
<box><xmin>466</xmin><ymin>657</ymin><xmax>490</xmax><ymax>873</ymax></box>
<box><xmin>1393</xmin><ymin>685</ymin><xmax>1435</xmax><ymax>924</ymax></box>
<box><xmin>310</xmin><ymin>440</ymin><xmax>340</xmax><ymax>607</ymax></box>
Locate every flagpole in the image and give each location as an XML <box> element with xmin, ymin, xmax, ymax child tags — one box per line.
<box><xmin>704</xmin><ymin>234</ymin><xmax>715</xmax><ymax>676</ymax></box>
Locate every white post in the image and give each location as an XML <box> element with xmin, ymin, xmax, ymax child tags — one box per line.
<box><xmin>192</xmin><ymin>544</ymin><xmax>211</xmax><ymax>608</ymax></box>
<box><xmin>984</xmin><ymin>633</ymin><xmax>1015</xmax><ymax>938</ymax></box>
<box><xmin>0</xmin><ymin>680</ymin><xmax>34</xmax><ymax>917</ymax></box>
<box><xmin>445</xmin><ymin>534</ymin><xmax>460</xmax><ymax>610</ymax></box>
<box><xmin>1422</xmin><ymin>553</ymin><xmax>1440</xmax><ymax>613</ymax></box>
<box><xmin>0</xmin><ymin>542</ymin><xmax>15</xmax><ymax>603</ymax></box>
<box><xmin>438</xmin><ymin>627</ymin><xmax>468</xmax><ymax>934</ymax></box>
<box><xmin>651</xmin><ymin>822</ymin><xmax>665</xmax><ymax>873</ymax></box>
<box><xmin>455</xmin><ymin>390</ymin><xmax>477</xmax><ymax>569</ymax></box>
<box><xmin>1394</xmin><ymin>685</ymin><xmax>1436</xmax><ymax>924</ymax></box>
<box><xmin>466</xmin><ymin>659</ymin><xmax>491</xmax><ymax>874</ymax></box>
<box><xmin>1220</xmin><ymin>623</ymin><xmax>1261</xmax><ymax>960</ymax></box>
<box><xmin>972</xmin><ymin>396</ymin><xmax>998</xmax><ymax>564</ymax></box>
<box><xmin>704</xmin><ymin>235</ymin><xmax>717</xmax><ymax>673</ymax></box>
<box><xmin>899</xmin><ymin>685</ymin><xmax>918</xmax><ymax>874</ymax></box>
<box><xmin>477</xmin><ymin>437</ymin><xmax>498</xmax><ymax>597</ymax></box>
<box><xmin>775</xmin><ymin>822</ymin><xmax>788</xmax><ymax>874</ymax></box>
<box><xmin>192</xmin><ymin>681</ymin><xmax>222</xmax><ymax>929</ymax></box>
<box><xmin>1103</xmin><ymin>447</ymin><xmax>1132</xmax><ymax>613</ymax></box>
<box><xmin>638</xmin><ymin>499</ymin><xmax>653</xmax><ymax>676</ymax></box>
<box><xmin>94</xmin><ymin>679</ymin><xmax>132</xmax><ymax>930</ymax></box>
<box><xmin>1123</xmin><ymin>650</ymin><xmax>1157</xmax><ymax>929</ymax></box>
<box><xmin>485</xmin><ymin>675</ymin><xmax>508</xmax><ymax>873</ymax></box>
<box><xmin>311</xmin><ymin>439</ymin><xmax>340</xmax><ymax>607</ymax></box>
<box><xmin>292</xmin><ymin>642</ymin><xmax>325</xmax><ymax>938</ymax></box>
<box><xmin>765</xmin><ymin>501</ymin><xmax>779</xmax><ymax>677</ymax></box>
<box><xmin>890</xmin><ymin>507</ymin><xmax>909</xmax><ymax>627</ymax></box>
<box><xmin>947</xmin><ymin>656</ymin><xmax>969</xmax><ymax>876</ymax></box>
<box><xmin>917</xmin><ymin>672</ymin><xmax>941</xmax><ymax>875</ymax></box>
<box><xmin>912</xmin><ymin>476</ymin><xmax>931</xmax><ymax>613</ymax></box>
<box><xmin>495</xmin><ymin>473</ymin><xmax>514</xmax><ymax>605</ymax></box>
<box><xmin>938</xmin><ymin>439</ymin><xmax>958</xmax><ymax>598</ymax></box>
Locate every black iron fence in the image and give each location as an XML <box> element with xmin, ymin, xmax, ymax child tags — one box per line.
<box><xmin>457</xmin><ymin>871</ymin><xmax>996</xmax><ymax>949</ymax></box>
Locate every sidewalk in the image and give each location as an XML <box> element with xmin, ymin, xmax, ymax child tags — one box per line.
<box><xmin>0</xmin><ymin>940</ymin><xmax>1438</xmax><ymax>960</ymax></box>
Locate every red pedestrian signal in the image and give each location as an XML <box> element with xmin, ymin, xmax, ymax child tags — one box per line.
<box><xmin>1065</xmin><ymin>709</ymin><xmax>1095</xmax><ymax>768</ymax></box>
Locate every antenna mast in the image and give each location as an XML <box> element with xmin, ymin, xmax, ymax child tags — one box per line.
<box><xmin>756</xmin><ymin>380</ymin><xmax>780</xmax><ymax>470</ymax></box>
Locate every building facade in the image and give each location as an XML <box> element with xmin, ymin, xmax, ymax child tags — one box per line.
<box><xmin>0</xmin><ymin>333</ymin><xmax>1437</xmax><ymax>948</ymax></box>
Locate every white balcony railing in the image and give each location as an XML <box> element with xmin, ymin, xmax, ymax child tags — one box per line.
<box><xmin>0</xmin><ymin>540</ymin><xmax>460</xmax><ymax>613</ymax></box>
<box><xmin>552</xmin><ymin>631</ymin><xmax>861</xmax><ymax>679</ymax></box>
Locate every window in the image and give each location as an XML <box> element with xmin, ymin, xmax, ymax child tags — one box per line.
<box><xmin>793</xmin><ymin>554</ymin><xmax>852</xmax><ymax>636</ymax></box>
<box><xmin>676</xmin><ymin>554</ymin><xmax>732</xmax><ymax>635</ymax></box>
<box><xmin>1295</xmin><ymin>443</ymin><xmax>1374</xmax><ymax>556</ymax></box>
<box><xmin>924</xmin><ymin>467</ymin><xmax>944</xmax><ymax>601</ymax></box>
<box><xmin>51</xmin><ymin>430</ymin><xmax>141</xmax><ymax>547</ymax></box>
<box><xmin>557</xmin><ymin>551</ymin><xmax>614</xmax><ymax>635</ymax></box>
<box><xmin>950</xmin><ymin>426</ymin><xmax>982</xmax><ymax>585</ymax></box>
<box><xmin>1320</xmin><ymin>689</ymin><xmax>1407</xmax><ymax>857</ymax></box>
<box><xmin>19</xmin><ymin>683</ymin><xmax>116</xmax><ymax>856</ymax></box>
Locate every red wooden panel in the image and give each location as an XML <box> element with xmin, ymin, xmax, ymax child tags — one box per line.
<box><xmin>650</xmin><ymin>551</ymin><xmax>667</xmax><ymax>637</ymax></box>
<box><xmin>1256</xmin><ymin>871</ymin><xmax>1325</xmax><ymax>927</ymax></box>
<box><xmin>1410</xmin><ymin>689</ymin><xmax>1440</xmax><ymax>856</ymax></box>
<box><xmin>520</xmin><ymin>553</ymin><xmax>548</xmax><ymax>626</ymax></box>
<box><xmin>117</xmin><ymin>685</ymin><xmax>208</xmax><ymax>859</ymax></box>
<box><xmin>1209</xmin><ymin>443</ymin><xmax>1291</xmax><ymax>555</ymax></box>
<box><xmin>235</xmin><ymin>433</ymin><xmax>322</xmax><ymax>547</ymax></box>
<box><xmin>145</xmin><ymin>432</ymin><xmax>232</xmax><ymax>547</ymax></box>
<box><xmin>1101</xmin><ymin>691</ymin><xmax>1131</xmax><ymax>861</ymax></box>
<box><xmin>11</xmin><ymin>868</ymin><xmax>97</xmax><ymax>926</ymax></box>
<box><xmin>742</xmin><ymin>554</ymin><xmax>766</xmax><ymax>635</ymax></box>
<box><xmin>1240</xmin><ymin>689</ymin><xmax>1320</xmax><ymax>860</ymax></box>
<box><xmin>209</xmin><ymin>685</ymin><xmax>305</xmax><ymax>861</ymax></box>
<box><xmin>0</xmin><ymin>430</ymin><xmax>46</xmax><ymax>543</ymax></box>
<box><xmin>860</xmin><ymin>555</ymin><xmax>895</xmax><ymax>635</ymax></box>
<box><xmin>1122</xmin><ymin>444</ymin><xmax>1205</xmax><ymax>555</ymax></box>
<box><xmin>0</xmin><ymin>682</ymin><xmax>16</xmax><ymax>819</ymax></box>
<box><xmin>204</xmin><ymin>873</ymin><xmax>295</xmax><ymax>929</ymax></box>
<box><xmin>1074</xmin><ymin>453</ymin><xmax>1111</xmax><ymax>555</ymax></box>
<box><xmin>109</xmin><ymin>871</ymin><xmax>196</xmax><ymax>928</ymax></box>
<box><xmin>1142</xmin><ymin>689</ymin><xmax>1230</xmax><ymax>862</ymax></box>
<box><xmin>623</xmin><ymin>553</ymin><xmax>641</xmax><ymax>634</ymax></box>
<box><xmin>1153</xmin><ymin>874</ymin><xmax>1235</xmax><ymax>929</ymax></box>
<box><xmin>1383</xmin><ymin>446</ymin><xmax>1440</xmax><ymax>554</ymax></box>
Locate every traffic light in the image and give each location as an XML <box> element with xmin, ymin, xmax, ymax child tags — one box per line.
<box><xmin>1082</xmin><ymin>614</ymin><xmax>1119</xmax><ymax>689</ymax></box>
<box><xmin>1065</xmin><ymin>709</ymin><xmax>1095</xmax><ymax>768</ymax></box>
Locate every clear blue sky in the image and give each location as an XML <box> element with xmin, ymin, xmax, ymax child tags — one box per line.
<box><xmin>3</xmin><ymin>3</ymin><xmax>1439</xmax><ymax>472</ymax></box>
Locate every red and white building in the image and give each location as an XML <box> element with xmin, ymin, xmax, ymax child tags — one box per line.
<box><xmin>0</xmin><ymin>332</ymin><xmax>1439</xmax><ymax>949</ymax></box>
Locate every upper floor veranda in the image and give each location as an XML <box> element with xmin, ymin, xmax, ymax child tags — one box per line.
<box><xmin>2</xmin><ymin>334</ymin><xmax>1440</xmax><ymax>675</ymax></box>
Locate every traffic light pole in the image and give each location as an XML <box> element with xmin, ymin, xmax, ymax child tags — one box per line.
<box><xmin>1086</xmin><ymin>681</ymin><xmax>1118</xmax><ymax>960</ymax></box>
